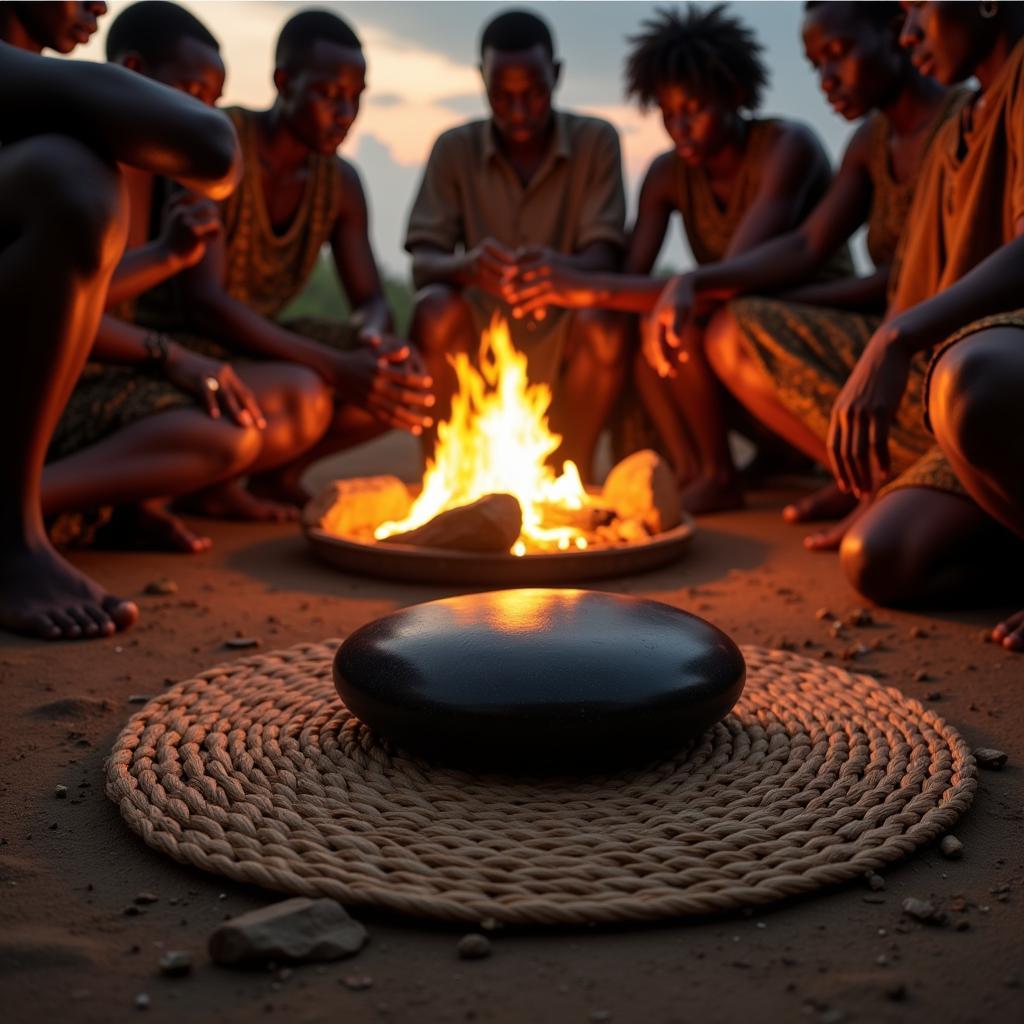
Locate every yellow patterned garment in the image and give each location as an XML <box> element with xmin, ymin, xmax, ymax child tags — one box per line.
<box><xmin>729</xmin><ymin>296</ymin><xmax>965</xmax><ymax>497</ymax></box>
<box><xmin>221</xmin><ymin>107</ymin><xmax>343</xmax><ymax>320</ymax></box>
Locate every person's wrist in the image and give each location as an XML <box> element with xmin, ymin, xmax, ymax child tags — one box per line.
<box><xmin>141</xmin><ymin>331</ymin><xmax>172</xmax><ymax>368</ymax></box>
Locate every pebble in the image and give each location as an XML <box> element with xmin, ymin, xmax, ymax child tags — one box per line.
<box><xmin>209</xmin><ymin>897</ymin><xmax>367</xmax><ymax>966</ymax></box>
<box><xmin>939</xmin><ymin>835</ymin><xmax>963</xmax><ymax>860</ymax></box>
<box><xmin>341</xmin><ymin>974</ymin><xmax>373</xmax><ymax>991</ymax></box>
<box><xmin>134</xmin><ymin>892</ymin><xmax>159</xmax><ymax>905</ymax></box>
<box><xmin>456</xmin><ymin>933</ymin><xmax>492</xmax><ymax>960</ymax></box>
<box><xmin>866</xmin><ymin>873</ymin><xmax>886</xmax><ymax>892</ymax></box>
<box><xmin>134</xmin><ymin>993</ymin><xmax>150</xmax><ymax>1011</ymax></box>
<box><xmin>224</xmin><ymin>637</ymin><xmax>260</xmax><ymax>649</ymax></box>
<box><xmin>913</xmin><ymin>670</ymin><xmax>929</xmax><ymax>682</ymax></box>
<box><xmin>143</xmin><ymin>578</ymin><xmax>178</xmax><ymax>596</ymax></box>
<box><xmin>974</xmin><ymin>748</ymin><xmax>1008</xmax><ymax>770</ymax></box>
<box><xmin>158</xmin><ymin>951</ymin><xmax>192</xmax><ymax>977</ymax></box>
<box><xmin>901</xmin><ymin>897</ymin><xmax>944</xmax><ymax>925</ymax></box>
<box><xmin>909</xmin><ymin>626</ymin><xmax>927</xmax><ymax>639</ymax></box>
<box><xmin>845</xmin><ymin>608</ymin><xmax>873</xmax><ymax>627</ymax></box>
<box><xmin>54</xmin><ymin>785</ymin><xmax>67</xmax><ymax>799</ymax></box>
<box><xmin>127</xmin><ymin>695</ymin><xmax>151</xmax><ymax>704</ymax></box>
<box><xmin>815</xmin><ymin>608</ymin><xmax>834</xmax><ymax>621</ymax></box>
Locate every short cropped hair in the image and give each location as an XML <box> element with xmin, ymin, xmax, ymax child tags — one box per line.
<box><xmin>275</xmin><ymin>9</ymin><xmax>362</xmax><ymax>70</ymax></box>
<box><xmin>479</xmin><ymin>9</ymin><xmax>555</xmax><ymax>60</ymax></box>
<box><xmin>803</xmin><ymin>1</ymin><xmax>903</xmax><ymax>29</ymax></box>
<box><xmin>625</xmin><ymin>4</ymin><xmax>768</xmax><ymax>112</ymax></box>
<box><xmin>105</xmin><ymin>0</ymin><xmax>219</xmax><ymax>65</ymax></box>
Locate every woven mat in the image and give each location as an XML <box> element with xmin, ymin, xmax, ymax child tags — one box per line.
<box><xmin>106</xmin><ymin>641</ymin><xmax>976</xmax><ymax>926</ymax></box>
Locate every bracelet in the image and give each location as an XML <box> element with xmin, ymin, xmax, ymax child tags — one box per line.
<box><xmin>141</xmin><ymin>331</ymin><xmax>172</xmax><ymax>366</ymax></box>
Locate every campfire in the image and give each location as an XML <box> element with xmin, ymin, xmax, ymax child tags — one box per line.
<box><xmin>304</xmin><ymin>316</ymin><xmax>684</xmax><ymax>564</ymax></box>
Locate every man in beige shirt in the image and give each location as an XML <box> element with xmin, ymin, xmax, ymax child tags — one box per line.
<box><xmin>405</xmin><ymin>9</ymin><xmax>627</xmax><ymax>480</ymax></box>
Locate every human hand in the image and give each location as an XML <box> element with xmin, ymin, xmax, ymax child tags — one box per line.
<box><xmin>162</xmin><ymin>344</ymin><xmax>266</xmax><ymax>428</ymax></box>
<box><xmin>334</xmin><ymin>345</ymin><xmax>435</xmax><ymax>435</ymax></box>
<box><xmin>357</xmin><ymin>327</ymin><xmax>429</xmax><ymax>377</ymax></box>
<box><xmin>827</xmin><ymin>321</ymin><xmax>911</xmax><ymax>497</ymax></box>
<box><xmin>504</xmin><ymin>247</ymin><xmax>591</xmax><ymax>318</ymax></box>
<box><xmin>465</xmin><ymin>237</ymin><xmax>517</xmax><ymax>300</ymax></box>
<box><xmin>158</xmin><ymin>192</ymin><xmax>221</xmax><ymax>270</ymax></box>
<box><xmin>645</xmin><ymin>274</ymin><xmax>697</xmax><ymax>378</ymax></box>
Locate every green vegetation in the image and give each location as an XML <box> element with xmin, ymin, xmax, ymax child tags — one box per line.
<box><xmin>280</xmin><ymin>253</ymin><xmax>415</xmax><ymax>334</ymax></box>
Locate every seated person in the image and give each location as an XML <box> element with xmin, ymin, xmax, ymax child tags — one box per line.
<box><xmin>104</xmin><ymin>0</ymin><xmax>335</xmax><ymax>523</ymax></box>
<box><xmin>144</xmin><ymin>8</ymin><xmax>433</xmax><ymax>509</ymax></box>
<box><xmin>0</xmin><ymin>39</ymin><xmax>242</xmax><ymax>639</ymax></box>
<box><xmin>711</xmin><ymin>2</ymin><xmax>1024</xmax><ymax>645</ymax></box>
<box><xmin>506</xmin><ymin>4</ymin><xmax>848</xmax><ymax>509</ymax></box>
<box><xmin>405</xmin><ymin>9</ymin><xmax>628</xmax><ymax>481</ymax></box>
<box><xmin>1</xmin><ymin>2</ymin><xmax>272</xmax><ymax>557</ymax></box>
<box><xmin>636</xmin><ymin>1</ymin><xmax>961</xmax><ymax>538</ymax></box>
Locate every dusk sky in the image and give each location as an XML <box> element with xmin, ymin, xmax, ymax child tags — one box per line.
<box><xmin>74</xmin><ymin>1</ymin><xmax>864</xmax><ymax>276</ymax></box>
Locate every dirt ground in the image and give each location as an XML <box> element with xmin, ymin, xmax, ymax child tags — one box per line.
<box><xmin>2</xmin><ymin>433</ymin><xmax>1022</xmax><ymax>1024</ymax></box>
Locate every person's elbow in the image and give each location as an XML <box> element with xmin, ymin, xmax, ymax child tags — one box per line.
<box><xmin>183</xmin><ymin>109</ymin><xmax>242</xmax><ymax>200</ymax></box>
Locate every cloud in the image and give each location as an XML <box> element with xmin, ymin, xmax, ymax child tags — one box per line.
<box><xmin>369</xmin><ymin>92</ymin><xmax>404</xmax><ymax>108</ymax></box>
<box><xmin>435</xmin><ymin>92</ymin><xmax>486</xmax><ymax>116</ymax></box>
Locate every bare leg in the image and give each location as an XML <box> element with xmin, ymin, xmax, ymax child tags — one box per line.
<box><xmin>549</xmin><ymin>310</ymin><xmax>629</xmax><ymax>483</ymax></box>
<box><xmin>0</xmin><ymin>136</ymin><xmax>137</xmax><ymax>640</ymax></box>
<box><xmin>840</xmin><ymin>486</ymin><xmax>1022</xmax><ymax>607</ymax></box>
<box><xmin>929</xmin><ymin>327</ymin><xmax>1024</xmax><ymax>649</ymax></box>
<box><xmin>408</xmin><ymin>284</ymin><xmax>476</xmax><ymax>461</ymax></box>
<box><xmin>43</xmin><ymin>407</ymin><xmax>260</xmax><ymax>544</ymax></box>
<box><xmin>633</xmin><ymin>347</ymin><xmax>699</xmax><ymax>486</ymax></box>
<box><xmin>185</xmin><ymin>362</ymin><xmax>332</xmax><ymax>521</ymax></box>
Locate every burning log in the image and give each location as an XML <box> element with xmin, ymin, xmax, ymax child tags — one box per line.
<box><xmin>534</xmin><ymin>501</ymin><xmax>616</xmax><ymax>532</ymax></box>
<box><xmin>602</xmin><ymin>450</ymin><xmax>682</xmax><ymax>534</ymax></box>
<box><xmin>303</xmin><ymin>476</ymin><xmax>411</xmax><ymax>540</ymax></box>
<box><xmin>381</xmin><ymin>493</ymin><xmax>522</xmax><ymax>553</ymax></box>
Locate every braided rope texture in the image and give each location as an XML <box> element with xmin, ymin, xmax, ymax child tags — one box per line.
<box><xmin>105</xmin><ymin>642</ymin><xmax>976</xmax><ymax>926</ymax></box>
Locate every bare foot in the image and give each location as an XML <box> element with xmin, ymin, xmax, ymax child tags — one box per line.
<box><xmin>248</xmin><ymin>469</ymin><xmax>310</xmax><ymax>510</ymax></box>
<box><xmin>0</xmin><ymin>541</ymin><xmax>137</xmax><ymax>640</ymax></box>
<box><xmin>97</xmin><ymin>501</ymin><xmax>211</xmax><ymax>554</ymax></box>
<box><xmin>803</xmin><ymin>495</ymin><xmax>872</xmax><ymax>551</ymax></box>
<box><xmin>992</xmin><ymin>610</ymin><xmax>1024</xmax><ymax>651</ymax></box>
<box><xmin>680</xmin><ymin>474</ymin><xmax>746</xmax><ymax>516</ymax></box>
<box><xmin>783</xmin><ymin>481</ymin><xmax>858</xmax><ymax>524</ymax></box>
<box><xmin>179</xmin><ymin>481</ymin><xmax>299</xmax><ymax>523</ymax></box>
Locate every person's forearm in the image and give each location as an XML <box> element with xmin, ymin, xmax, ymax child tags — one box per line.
<box><xmin>777</xmin><ymin>268</ymin><xmax>890</xmax><ymax>313</ymax></box>
<box><xmin>189</xmin><ymin>287</ymin><xmax>340</xmax><ymax>380</ymax></box>
<box><xmin>91</xmin><ymin>315</ymin><xmax>160</xmax><ymax>365</ymax></box>
<box><xmin>106</xmin><ymin>242</ymin><xmax>188</xmax><ymax>308</ymax></box>
<box><xmin>578</xmin><ymin>273</ymin><xmax>669</xmax><ymax>313</ymax></box>
<box><xmin>0</xmin><ymin>48</ymin><xmax>240</xmax><ymax>198</ymax></box>
<box><xmin>690</xmin><ymin>230</ymin><xmax>828</xmax><ymax>304</ymax></box>
<box><xmin>349</xmin><ymin>294</ymin><xmax>393</xmax><ymax>337</ymax></box>
<box><xmin>411</xmin><ymin>249</ymin><xmax>472</xmax><ymax>291</ymax></box>
<box><xmin>892</xmin><ymin>235</ymin><xmax>1024</xmax><ymax>354</ymax></box>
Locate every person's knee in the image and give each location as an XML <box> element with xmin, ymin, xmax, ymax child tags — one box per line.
<box><xmin>704</xmin><ymin>308</ymin><xmax>745</xmax><ymax>382</ymax></box>
<box><xmin>840</xmin><ymin>512</ymin><xmax>920</xmax><ymax>607</ymax></box>
<box><xmin>205</xmin><ymin>421</ymin><xmax>262</xmax><ymax>477</ymax></box>
<box><xmin>19</xmin><ymin>136</ymin><xmax>128</xmax><ymax>275</ymax></box>
<box><xmin>410</xmin><ymin>285</ymin><xmax>472</xmax><ymax>356</ymax></box>
<box><xmin>573</xmin><ymin>310</ymin><xmax>630</xmax><ymax>369</ymax></box>
<box><xmin>274</xmin><ymin>364</ymin><xmax>333</xmax><ymax>444</ymax></box>
<box><xmin>930</xmin><ymin>331</ymin><xmax>1017</xmax><ymax>471</ymax></box>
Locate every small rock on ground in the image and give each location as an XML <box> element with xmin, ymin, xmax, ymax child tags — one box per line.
<box><xmin>456</xmin><ymin>933</ymin><xmax>492</xmax><ymax>960</ymax></box>
<box><xmin>158</xmin><ymin>951</ymin><xmax>192</xmax><ymax>977</ymax></box>
<box><xmin>208</xmin><ymin>897</ymin><xmax>367</xmax><ymax>966</ymax></box>
<box><xmin>54</xmin><ymin>785</ymin><xmax>67</xmax><ymax>799</ymax></box>
<box><xmin>144</xmin><ymin>578</ymin><xmax>178</xmax><ymax>596</ymax></box>
<box><xmin>902</xmin><ymin>897</ymin><xmax>945</xmax><ymax>925</ymax></box>
<box><xmin>940</xmin><ymin>835</ymin><xmax>964</xmax><ymax>860</ymax></box>
<box><xmin>974</xmin><ymin>748</ymin><xmax>1008</xmax><ymax>770</ymax></box>
<box><xmin>341</xmin><ymin>974</ymin><xmax>373</xmax><ymax>991</ymax></box>
<box><xmin>224</xmin><ymin>636</ymin><xmax>260</xmax><ymax>649</ymax></box>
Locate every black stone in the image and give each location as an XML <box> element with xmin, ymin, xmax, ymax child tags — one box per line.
<box><xmin>333</xmin><ymin>589</ymin><xmax>745</xmax><ymax>772</ymax></box>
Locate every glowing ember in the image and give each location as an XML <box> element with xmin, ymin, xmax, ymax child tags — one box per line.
<box><xmin>375</xmin><ymin>315</ymin><xmax>594</xmax><ymax>554</ymax></box>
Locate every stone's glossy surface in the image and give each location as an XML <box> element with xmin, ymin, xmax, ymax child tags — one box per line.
<box><xmin>333</xmin><ymin>589</ymin><xmax>745</xmax><ymax>772</ymax></box>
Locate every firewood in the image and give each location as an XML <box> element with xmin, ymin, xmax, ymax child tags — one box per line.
<box><xmin>382</xmin><ymin>493</ymin><xmax>522</xmax><ymax>553</ymax></box>
<box><xmin>535</xmin><ymin>501</ymin><xmax>615</xmax><ymax>531</ymax></box>
<box><xmin>303</xmin><ymin>476</ymin><xmax>411</xmax><ymax>538</ymax></box>
<box><xmin>602</xmin><ymin>450</ymin><xmax>681</xmax><ymax>533</ymax></box>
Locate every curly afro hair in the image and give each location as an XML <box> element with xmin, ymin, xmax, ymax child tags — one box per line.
<box><xmin>625</xmin><ymin>4</ymin><xmax>768</xmax><ymax>112</ymax></box>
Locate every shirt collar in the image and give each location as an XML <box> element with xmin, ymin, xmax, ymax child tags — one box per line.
<box><xmin>483</xmin><ymin>110</ymin><xmax>569</xmax><ymax>165</ymax></box>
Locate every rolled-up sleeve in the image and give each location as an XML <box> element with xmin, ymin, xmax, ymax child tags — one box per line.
<box><xmin>405</xmin><ymin>132</ymin><xmax>463</xmax><ymax>253</ymax></box>
<box><xmin>575</xmin><ymin>123</ymin><xmax>626</xmax><ymax>251</ymax></box>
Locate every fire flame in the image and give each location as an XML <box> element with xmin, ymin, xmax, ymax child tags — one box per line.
<box><xmin>375</xmin><ymin>315</ymin><xmax>592</xmax><ymax>554</ymax></box>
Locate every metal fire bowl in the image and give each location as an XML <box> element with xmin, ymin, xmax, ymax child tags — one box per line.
<box><xmin>304</xmin><ymin>514</ymin><xmax>696</xmax><ymax>586</ymax></box>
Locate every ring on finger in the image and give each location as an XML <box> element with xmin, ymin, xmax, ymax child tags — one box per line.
<box><xmin>204</xmin><ymin>376</ymin><xmax>220</xmax><ymax>392</ymax></box>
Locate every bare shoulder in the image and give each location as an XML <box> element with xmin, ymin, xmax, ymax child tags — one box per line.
<box><xmin>641</xmin><ymin>150</ymin><xmax>678</xmax><ymax>198</ymax></box>
<box><xmin>764</xmin><ymin>118</ymin><xmax>830</xmax><ymax>164</ymax></box>
<box><xmin>332</xmin><ymin>154</ymin><xmax>367</xmax><ymax>214</ymax></box>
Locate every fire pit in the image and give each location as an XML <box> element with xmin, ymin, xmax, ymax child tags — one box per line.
<box><xmin>304</xmin><ymin>317</ymin><xmax>694</xmax><ymax>584</ymax></box>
